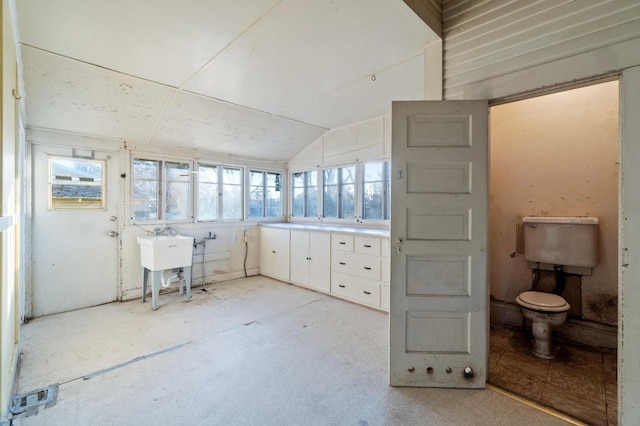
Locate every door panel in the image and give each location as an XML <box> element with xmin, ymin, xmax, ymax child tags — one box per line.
<box><xmin>390</xmin><ymin>100</ymin><xmax>488</xmax><ymax>388</ymax></box>
<box><xmin>31</xmin><ymin>145</ymin><xmax>119</xmax><ymax>316</ymax></box>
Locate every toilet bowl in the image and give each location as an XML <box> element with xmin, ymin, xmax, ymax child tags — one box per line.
<box><xmin>516</xmin><ymin>291</ymin><xmax>570</xmax><ymax>359</ymax></box>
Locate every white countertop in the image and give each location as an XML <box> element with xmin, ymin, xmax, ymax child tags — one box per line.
<box><xmin>260</xmin><ymin>222</ymin><xmax>390</xmax><ymax>237</ymax></box>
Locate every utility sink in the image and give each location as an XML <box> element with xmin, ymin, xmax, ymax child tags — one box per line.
<box><xmin>137</xmin><ymin>235</ymin><xmax>194</xmax><ymax>271</ymax></box>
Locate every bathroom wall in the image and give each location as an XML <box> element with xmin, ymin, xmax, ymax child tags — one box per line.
<box><xmin>489</xmin><ymin>81</ymin><xmax>619</xmax><ymax>325</ymax></box>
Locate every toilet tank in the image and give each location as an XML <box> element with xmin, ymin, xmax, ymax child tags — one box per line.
<box><xmin>523</xmin><ymin>217</ymin><xmax>598</xmax><ymax>268</ymax></box>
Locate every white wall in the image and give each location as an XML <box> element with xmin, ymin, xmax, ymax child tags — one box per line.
<box><xmin>442</xmin><ymin>0</ymin><xmax>640</xmax><ymax>100</ymax></box>
<box><xmin>489</xmin><ymin>81</ymin><xmax>619</xmax><ymax>324</ymax></box>
<box><xmin>288</xmin><ymin>114</ymin><xmax>391</xmax><ymax>171</ymax></box>
<box><xmin>1</xmin><ymin>0</ymin><xmax>23</xmax><ymax>419</ymax></box>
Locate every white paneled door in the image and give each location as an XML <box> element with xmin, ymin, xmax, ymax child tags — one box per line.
<box><xmin>31</xmin><ymin>145</ymin><xmax>119</xmax><ymax>316</ymax></box>
<box><xmin>390</xmin><ymin>101</ymin><xmax>488</xmax><ymax>388</ymax></box>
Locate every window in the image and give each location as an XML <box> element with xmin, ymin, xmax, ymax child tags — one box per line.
<box><xmin>197</xmin><ymin>164</ymin><xmax>218</xmax><ymax>221</ymax></box>
<box><xmin>291</xmin><ymin>160</ymin><xmax>390</xmax><ymax>222</ymax></box>
<box><xmin>195</xmin><ymin>163</ymin><xmax>244</xmax><ymax>221</ymax></box>
<box><xmin>291</xmin><ymin>170</ymin><xmax>317</xmax><ymax>218</ymax></box>
<box><xmin>362</xmin><ymin>161</ymin><xmax>390</xmax><ymax>220</ymax></box>
<box><xmin>165</xmin><ymin>161</ymin><xmax>190</xmax><ymax>220</ymax></box>
<box><xmin>222</xmin><ymin>167</ymin><xmax>243</xmax><ymax>220</ymax></box>
<box><xmin>323</xmin><ymin>166</ymin><xmax>355</xmax><ymax>219</ymax></box>
<box><xmin>249</xmin><ymin>170</ymin><xmax>282</xmax><ymax>218</ymax></box>
<box><xmin>49</xmin><ymin>157</ymin><xmax>105</xmax><ymax>210</ymax></box>
<box><xmin>133</xmin><ymin>158</ymin><xmax>191</xmax><ymax>222</ymax></box>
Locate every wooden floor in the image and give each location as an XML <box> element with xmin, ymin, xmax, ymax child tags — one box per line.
<box><xmin>488</xmin><ymin>323</ymin><xmax>617</xmax><ymax>426</ymax></box>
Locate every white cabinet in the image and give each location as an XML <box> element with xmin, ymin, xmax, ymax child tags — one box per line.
<box><xmin>260</xmin><ymin>226</ymin><xmax>290</xmax><ymax>281</ymax></box>
<box><xmin>331</xmin><ymin>234</ymin><xmax>388</xmax><ymax>309</ymax></box>
<box><xmin>259</xmin><ymin>225</ymin><xmax>390</xmax><ymax>311</ymax></box>
<box><xmin>290</xmin><ymin>230</ymin><xmax>330</xmax><ymax>292</ymax></box>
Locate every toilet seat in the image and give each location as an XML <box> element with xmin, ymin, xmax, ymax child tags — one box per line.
<box><xmin>516</xmin><ymin>291</ymin><xmax>570</xmax><ymax>312</ymax></box>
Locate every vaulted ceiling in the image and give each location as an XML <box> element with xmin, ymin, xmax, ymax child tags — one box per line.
<box><xmin>16</xmin><ymin>0</ymin><xmax>439</xmax><ymax>160</ymax></box>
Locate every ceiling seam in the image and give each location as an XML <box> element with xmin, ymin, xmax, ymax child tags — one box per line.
<box><xmin>180</xmin><ymin>89</ymin><xmax>329</xmax><ymax>130</ymax></box>
<box><xmin>176</xmin><ymin>0</ymin><xmax>285</xmax><ymax>91</ymax></box>
<box><xmin>19</xmin><ymin>43</ymin><xmax>179</xmax><ymax>90</ymax></box>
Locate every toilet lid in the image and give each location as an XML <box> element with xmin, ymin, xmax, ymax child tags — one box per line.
<box><xmin>516</xmin><ymin>291</ymin><xmax>570</xmax><ymax>312</ymax></box>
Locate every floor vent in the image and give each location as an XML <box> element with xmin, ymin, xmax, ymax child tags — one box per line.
<box><xmin>11</xmin><ymin>385</ymin><xmax>58</xmax><ymax>417</ymax></box>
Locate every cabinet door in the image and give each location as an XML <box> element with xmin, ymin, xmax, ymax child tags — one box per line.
<box><xmin>260</xmin><ymin>227</ymin><xmax>290</xmax><ymax>281</ymax></box>
<box><xmin>290</xmin><ymin>230</ymin><xmax>310</xmax><ymax>286</ymax></box>
<box><xmin>308</xmin><ymin>232</ymin><xmax>331</xmax><ymax>292</ymax></box>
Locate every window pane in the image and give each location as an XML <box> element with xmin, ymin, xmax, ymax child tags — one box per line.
<box><xmin>363</xmin><ymin>162</ymin><xmax>383</xmax><ymax>182</ymax></box>
<box><xmin>50</xmin><ymin>158</ymin><xmax>105</xmax><ymax>210</ymax></box>
<box><xmin>199</xmin><ymin>164</ymin><xmax>217</xmax><ymax>183</ymax></box>
<box><xmin>363</xmin><ymin>182</ymin><xmax>383</xmax><ymax>220</ymax></box>
<box><xmin>363</xmin><ymin>162</ymin><xmax>385</xmax><ymax>220</ymax></box>
<box><xmin>223</xmin><ymin>167</ymin><xmax>243</xmax><ymax>219</ymax></box>
<box><xmin>342</xmin><ymin>166</ymin><xmax>355</xmax><ymax>184</ymax></box>
<box><xmin>249</xmin><ymin>171</ymin><xmax>264</xmax><ymax>217</ymax></box>
<box><xmin>265</xmin><ymin>172</ymin><xmax>281</xmax><ymax>217</ymax></box>
<box><xmin>198</xmin><ymin>182</ymin><xmax>218</xmax><ymax>221</ymax></box>
<box><xmin>133</xmin><ymin>159</ymin><xmax>158</xmax><ymax>179</ymax></box>
<box><xmin>323</xmin><ymin>168</ymin><xmax>338</xmax><ymax>185</ymax></box>
<box><xmin>292</xmin><ymin>187</ymin><xmax>304</xmax><ymax>217</ymax></box>
<box><xmin>306</xmin><ymin>171</ymin><xmax>317</xmax><ymax>218</ymax></box>
<box><xmin>223</xmin><ymin>184</ymin><xmax>242</xmax><ymax>219</ymax></box>
<box><xmin>134</xmin><ymin>180</ymin><xmax>158</xmax><ymax>221</ymax></box>
<box><xmin>198</xmin><ymin>164</ymin><xmax>218</xmax><ymax>221</ymax></box>
<box><xmin>164</xmin><ymin>162</ymin><xmax>190</xmax><ymax>220</ymax></box>
<box><xmin>323</xmin><ymin>185</ymin><xmax>338</xmax><ymax>218</ymax></box>
<box><xmin>341</xmin><ymin>182</ymin><xmax>355</xmax><ymax>218</ymax></box>
<box><xmin>307</xmin><ymin>185</ymin><xmax>317</xmax><ymax>217</ymax></box>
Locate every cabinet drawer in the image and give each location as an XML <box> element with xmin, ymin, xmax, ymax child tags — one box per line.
<box><xmin>331</xmin><ymin>273</ymin><xmax>381</xmax><ymax>307</ymax></box>
<box><xmin>354</xmin><ymin>236</ymin><xmax>381</xmax><ymax>256</ymax></box>
<box><xmin>332</xmin><ymin>252</ymin><xmax>381</xmax><ymax>280</ymax></box>
<box><xmin>331</xmin><ymin>234</ymin><xmax>354</xmax><ymax>252</ymax></box>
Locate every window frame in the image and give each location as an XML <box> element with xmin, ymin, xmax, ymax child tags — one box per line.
<box><xmin>290</xmin><ymin>159</ymin><xmax>390</xmax><ymax>225</ymax></box>
<box><xmin>195</xmin><ymin>161</ymin><xmax>245</xmax><ymax>223</ymax></box>
<box><xmin>48</xmin><ymin>156</ymin><xmax>106</xmax><ymax>211</ymax></box>
<box><xmin>247</xmin><ymin>169</ymin><xmax>284</xmax><ymax>220</ymax></box>
<box><xmin>290</xmin><ymin>169</ymin><xmax>320</xmax><ymax>222</ymax></box>
<box><xmin>131</xmin><ymin>155</ymin><xmax>193</xmax><ymax>224</ymax></box>
<box><xmin>361</xmin><ymin>160</ymin><xmax>391</xmax><ymax>221</ymax></box>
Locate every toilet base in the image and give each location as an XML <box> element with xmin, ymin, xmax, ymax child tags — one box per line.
<box><xmin>531</xmin><ymin>321</ymin><xmax>554</xmax><ymax>359</ymax></box>
<box><xmin>518</xmin><ymin>307</ymin><xmax>569</xmax><ymax>360</ymax></box>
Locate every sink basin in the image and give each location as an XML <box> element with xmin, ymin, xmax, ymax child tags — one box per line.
<box><xmin>137</xmin><ymin>235</ymin><xmax>194</xmax><ymax>271</ymax></box>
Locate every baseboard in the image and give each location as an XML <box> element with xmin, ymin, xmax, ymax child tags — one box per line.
<box><xmin>490</xmin><ymin>299</ymin><xmax>524</xmax><ymax>328</ymax></box>
<box><xmin>490</xmin><ymin>299</ymin><xmax>618</xmax><ymax>351</ymax></box>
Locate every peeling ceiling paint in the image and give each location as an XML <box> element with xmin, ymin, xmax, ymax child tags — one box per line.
<box><xmin>17</xmin><ymin>0</ymin><xmax>438</xmax><ymax>161</ymax></box>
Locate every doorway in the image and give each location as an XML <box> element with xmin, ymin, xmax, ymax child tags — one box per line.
<box><xmin>31</xmin><ymin>144</ymin><xmax>120</xmax><ymax>317</ymax></box>
<box><xmin>487</xmin><ymin>81</ymin><xmax>619</xmax><ymax>425</ymax></box>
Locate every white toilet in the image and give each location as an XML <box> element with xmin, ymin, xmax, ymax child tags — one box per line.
<box><xmin>516</xmin><ymin>216</ymin><xmax>599</xmax><ymax>359</ymax></box>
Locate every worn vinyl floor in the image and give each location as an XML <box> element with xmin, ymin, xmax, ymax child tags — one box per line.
<box><xmin>488</xmin><ymin>323</ymin><xmax>617</xmax><ymax>426</ymax></box>
<box><xmin>14</xmin><ymin>276</ymin><xmax>576</xmax><ymax>426</ymax></box>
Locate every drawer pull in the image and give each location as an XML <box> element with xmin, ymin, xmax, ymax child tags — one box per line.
<box><xmin>272</xmin><ymin>250</ymin><xmax>276</xmax><ymax>253</ymax></box>
<box><xmin>364</xmin><ymin>266</ymin><xmax>372</xmax><ymax>270</ymax></box>
<box><xmin>364</xmin><ymin>244</ymin><xmax>372</xmax><ymax>248</ymax></box>
<box><xmin>339</xmin><ymin>284</ymin><xmax>346</xmax><ymax>288</ymax></box>
<box><xmin>339</xmin><ymin>241</ymin><xmax>346</xmax><ymax>245</ymax></box>
<box><xmin>364</xmin><ymin>291</ymin><xmax>371</xmax><ymax>295</ymax></box>
<box><xmin>306</xmin><ymin>257</ymin><xmax>311</xmax><ymax>260</ymax></box>
<box><xmin>339</xmin><ymin>262</ymin><xmax>346</xmax><ymax>265</ymax></box>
